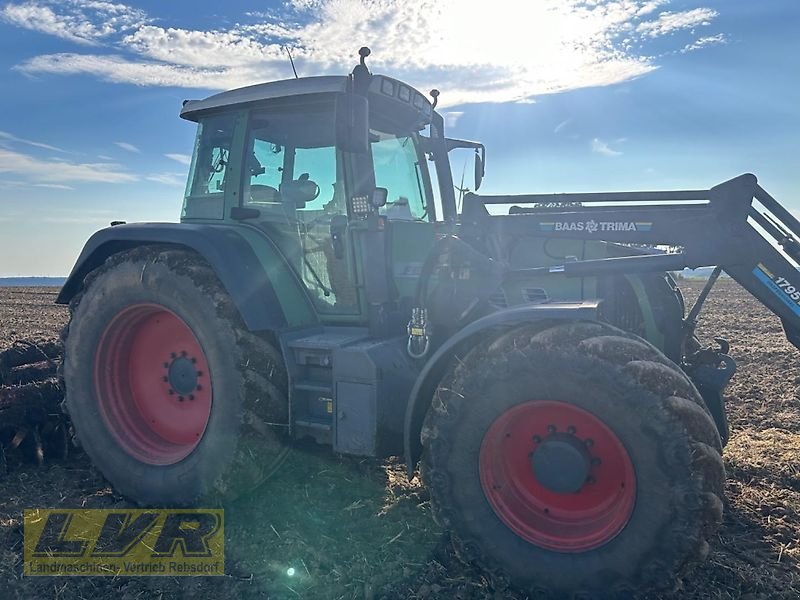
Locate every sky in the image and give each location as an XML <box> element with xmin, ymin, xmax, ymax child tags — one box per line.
<box><xmin>0</xmin><ymin>0</ymin><xmax>797</xmax><ymax>276</ymax></box>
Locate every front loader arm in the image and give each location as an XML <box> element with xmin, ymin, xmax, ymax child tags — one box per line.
<box><xmin>462</xmin><ymin>173</ymin><xmax>800</xmax><ymax>351</ymax></box>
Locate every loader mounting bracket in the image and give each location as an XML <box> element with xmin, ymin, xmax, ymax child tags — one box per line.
<box><xmin>684</xmin><ymin>339</ymin><xmax>736</xmax><ymax>445</ymax></box>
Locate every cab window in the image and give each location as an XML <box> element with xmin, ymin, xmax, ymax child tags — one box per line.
<box><xmin>372</xmin><ymin>132</ymin><xmax>429</xmax><ymax>221</ymax></box>
<box><xmin>182</xmin><ymin>114</ymin><xmax>236</xmax><ymax>219</ymax></box>
<box><xmin>245</xmin><ymin>140</ymin><xmax>341</xmax><ymax>216</ymax></box>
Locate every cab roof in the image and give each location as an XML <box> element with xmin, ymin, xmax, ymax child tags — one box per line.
<box><xmin>180</xmin><ymin>76</ymin><xmax>349</xmax><ymax>121</ymax></box>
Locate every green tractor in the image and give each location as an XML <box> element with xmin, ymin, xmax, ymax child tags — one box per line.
<box><xmin>57</xmin><ymin>48</ymin><xmax>800</xmax><ymax>595</ymax></box>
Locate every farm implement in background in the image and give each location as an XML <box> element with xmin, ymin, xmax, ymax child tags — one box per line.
<box><xmin>0</xmin><ymin>340</ymin><xmax>68</xmax><ymax>471</ymax></box>
<box><xmin>6</xmin><ymin>47</ymin><xmax>799</xmax><ymax>595</ymax></box>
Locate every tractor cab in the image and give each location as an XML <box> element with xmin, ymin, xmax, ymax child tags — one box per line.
<box><xmin>179</xmin><ymin>49</ymin><xmax>461</xmax><ymax>331</ymax></box>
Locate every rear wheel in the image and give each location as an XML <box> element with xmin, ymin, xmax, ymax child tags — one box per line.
<box><xmin>421</xmin><ymin>321</ymin><xmax>724</xmax><ymax>595</ymax></box>
<box><xmin>63</xmin><ymin>247</ymin><xmax>289</xmax><ymax>505</ymax></box>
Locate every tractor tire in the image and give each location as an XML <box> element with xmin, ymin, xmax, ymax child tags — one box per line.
<box><xmin>421</xmin><ymin>321</ymin><xmax>724</xmax><ymax>596</ymax></box>
<box><xmin>62</xmin><ymin>246</ymin><xmax>289</xmax><ymax>505</ymax></box>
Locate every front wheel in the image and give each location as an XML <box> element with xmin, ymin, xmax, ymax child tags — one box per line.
<box><xmin>63</xmin><ymin>247</ymin><xmax>289</xmax><ymax>505</ymax></box>
<box><xmin>421</xmin><ymin>321</ymin><xmax>724</xmax><ymax>595</ymax></box>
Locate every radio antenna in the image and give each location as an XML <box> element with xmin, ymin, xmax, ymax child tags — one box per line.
<box><xmin>284</xmin><ymin>46</ymin><xmax>299</xmax><ymax>79</ymax></box>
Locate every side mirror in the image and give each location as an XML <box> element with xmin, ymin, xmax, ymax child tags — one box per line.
<box><xmin>335</xmin><ymin>93</ymin><xmax>369</xmax><ymax>154</ymax></box>
<box><xmin>474</xmin><ymin>149</ymin><xmax>485</xmax><ymax>191</ymax></box>
<box><xmin>371</xmin><ymin>187</ymin><xmax>388</xmax><ymax>208</ymax></box>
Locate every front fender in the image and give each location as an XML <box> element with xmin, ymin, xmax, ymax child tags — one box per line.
<box><xmin>403</xmin><ymin>301</ymin><xmax>600</xmax><ymax>474</ymax></box>
<box><xmin>57</xmin><ymin>223</ymin><xmax>317</xmax><ymax>332</ymax></box>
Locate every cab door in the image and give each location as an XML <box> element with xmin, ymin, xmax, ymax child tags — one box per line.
<box><xmin>240</xmin><ymin>105</ymin><xmax>363</xmax><ymax>322</ymax></box>
<box><xmin>370</xmin><ymin>131</ymin><xmax>437</xmax><ymax>306</ymax></box>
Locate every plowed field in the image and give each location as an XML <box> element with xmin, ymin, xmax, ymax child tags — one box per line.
<box><xmin>1</xmin><ymin>281</ymin><xmax>798</xmax><ymax>599</ymax></box>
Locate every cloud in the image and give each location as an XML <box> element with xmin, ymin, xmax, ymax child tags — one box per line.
<box><xmin>591</xmin><ymin>138</ymin><xmax>623</xmax><ymax>156</ymax></box>
<box><xmin>443</xmin><ymin>111</ymin><xmax>464</xmax><ymax>128</ymax></box>
<box><xmin>165</xmin><ymin>153</ymin><xmax>191</xmax><ymax>165</ymax></box>
<box><xmin>0</xmin><ymin>130</ymin><xmax>67</xmax><ymax>153</ymax></box>
<box><xmin>636</xmin><ymin>1</ymin><xmax>669</xmax><ymax>16</ymax></box>
<box><xmin>9</xmin><ymin>1</ymin><xmax>724</xmax><ymax>106</ymax></box>
<box><xmin>681</xmin><ymin>33</ymin><xmax>726</xmax><ymax>53</ymax></box>
<box><xmin>636</xmin><ymin>8</ymin><xmax>717</xmax><ymax>38</ymax></box>
<box><xmin>17</xmin><ymin>53</ymin><xmax>245</xmax><ymax>89</ymax></box>
<box><xmin>33</xmin><ymin>183</ymin><xmax>75</xmax><ymax>190</ymax></box>
<box><xmin>145</xmin><ymin>172</ymin><xmax>185</xmax><ymax>187</ymax></box>
<box><xmin>554</xmin><ymin>118</ymin><xmax>573</xmax><ymax>134</ymax></box>
<box><xmin>123</xmin><ymin>26</ymin><xmax>284</xmax><ymax>68</ymax></box>
<box><xmin>0</xmin><ymin>0</ymin><xmax>147</xmax><ymax>46</ymax></box>
<box><xmin>114</xmin><ymin>141</ymin><xmax>139</xmax><ymax>153</ymax></box>
<box><xmin>0</xmin><ymin>147</ymin><xmax>136</xmax><ymax>183</ymax></box>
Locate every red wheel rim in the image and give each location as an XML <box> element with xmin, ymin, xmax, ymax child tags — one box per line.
<box><xmin>94</xmin><ymin>303</ymin><xmax>212</xmax><ymax>465</ymax></box>
<box><xmin>479</xmin><ymin>400</ymin><xmax>635</xmax><ymax>552</ymax></box>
